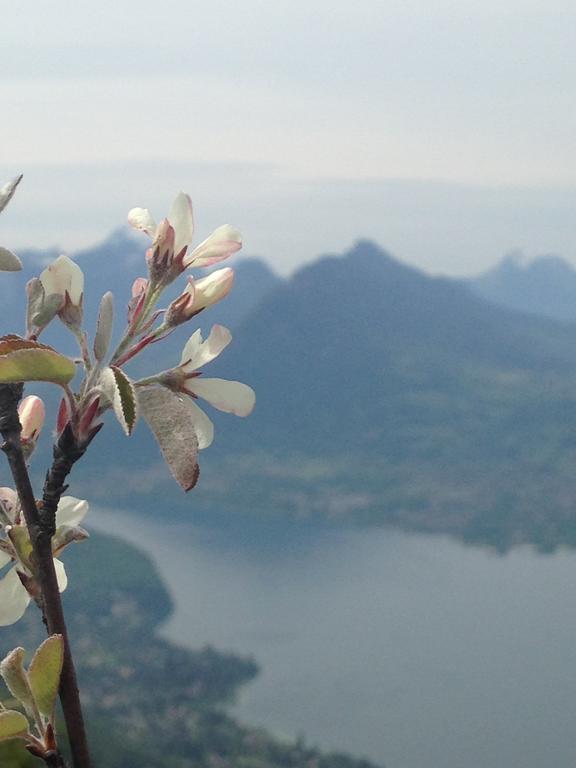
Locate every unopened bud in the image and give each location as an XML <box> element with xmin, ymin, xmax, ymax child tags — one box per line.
<box><xmin>18</xmin><ymin>396</ymin><xmax>45</xmax><ymax>458</ymax></box>
<box><xmin>165</xmin><ymin>268</ymin><xmax>234</xmax><ymax>328</ymax></box>
<box><xmin>18</xmin><ymin>396</ymin><xmax>45</xmax><ymax>439</ymax></box>
<box><xmin>39</xmin><ymin>255</ymin><xmax>84</xmax><ymax>330</ymax></box>
<box><xmin>77</xmin><ymin>395</ymin><xmax>103</xmax><ymax>447</ymax></box>
<box><xmin>127</xmin><ymin>277</ymin><xmax>149</xmax><ymax>327</ymax></box>
<box><xmin>56</xmin><ymin>397</ymin><xmax>71</xmax><ymax>437</ymax></box>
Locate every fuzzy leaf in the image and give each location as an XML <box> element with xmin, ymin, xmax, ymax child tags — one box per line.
<box><xmin>0</xmin><ymin>648</ymin><xmax>34</xmax><ymax>717</ymax></box>
<box><xmin>0</xmin><ymin>248</ymin><xmax>22</xmax><ymax>272</ymax></box>
<box><xmin>0</xmin><ymin>336</ymin><xmax>75</xmax><ymax>385</ymax></box>
<box><xmin>0</xmin><ymin>710</ymin><xmax>29</xmax><ymax>742</ymax></box>
<box><xmin>26</xmin><ymin>279</ymin><xmax>62</xmax><ymax>333</ymax></box>
<box><xmin>26</xmin><ymin>279</ymin><xmax>44</xmax><ymax>331</ymax></box>
<box><xmin>139</xmin><ymin>387</ymin><xmax>199</xmax><ymax>491</ymax></box>
<box><xmin>101</xmin><ymin>366</ymin><xmax>138</xmax><ymax>436</ymax></box>
<box><xmin>93</xmin><ymin>292</ymin><xmax>114</xmax><ymax>362</ymax></box>
<box><xmin>0</xmin><ymin>175</ymin><xmax>22</xmax><ymax>215</ymax></box>
<box><xmin>28</xmin><ymin>636</ymin><xmax>64</xmax><ymax>720</ymax></box>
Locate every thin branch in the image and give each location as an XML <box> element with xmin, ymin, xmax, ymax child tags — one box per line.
<box><xmin>0</xmin><ymin>384</ymin><xmax>91</xmax><ymax>768</ymax></box>
<box><xmin>43</xmin><ymin>751</ymin><xmax>67</xmax><ymax>768</ymax></box>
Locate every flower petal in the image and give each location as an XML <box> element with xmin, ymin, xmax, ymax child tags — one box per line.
<box><xmin>127</xmin><ymin>207</ymin><xmax>157</xmax><ymax>237</ymax></box>
<box><xmin>183</xmin><ymin>400</ymin><xmax>214</xmax><ymax>449</ymax></box>
<box><xmin>0</xmin><ymin>567</ymin><xmax>30</xmax><ymax>626</ymax></box>
<box><xmin>169</xmin><ymin>193</ymin><xmax>194</xmax><ymax>257</ymax></box>
<box><xmin>0</xmin><ymin>550</ymin><xmax>12</xmax><ymax>569</ymax></box>
<box><xmin>55</xmin><ymin>496</ymin><xmax>88</xmax><ymax>528</ymax></box>
<box><xmin>0</xmin><ymin>488</ymin><xmax>18</xmax><ymax>523</ymax></box>
<box><xmin>0</xmin><ymin>247</ymin><xmax>22</xmax><ymax>272</ymax></box>
<box><xmin>185</xmin><ymin>224</ymin><xmax>242</xmax><ymax>268</ymax></box>
<box><xmin>179</xmin><ymin>325</ymin><xmax>232</xmax><ymax>370</ymax></box>
<box><xmin>191</xmin><ymin>268</ymin><xmax>234</xmax><ymax>312</ymax></box>
<box><xmin>54</xmin><ymin>559</ymin><xmax>67</xmax><ymax>593</ymax></box>
<box><xmin>186</xmin><ymin>378</ymin><xmax>255</xmax><ymax>416</ymax></box>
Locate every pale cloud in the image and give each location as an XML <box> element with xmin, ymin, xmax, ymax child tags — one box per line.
<box><xmin>2</xmin><ymin>0</ymin><xmax>576</xmax><ymax>273</ymax></box>
<box><xmin>2</xmin><ymin>0</ymin><xmax>576</xmax><ymax>184</ymax></box>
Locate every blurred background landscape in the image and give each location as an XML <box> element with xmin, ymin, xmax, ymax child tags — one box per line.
<box><xmin>4</xmin><ymin>1</ymin><xmax>576</xmax><ymax>766</ymax></box>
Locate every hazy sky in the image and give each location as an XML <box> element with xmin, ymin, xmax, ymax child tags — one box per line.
<box><xmin>2</xmin><ymin>0</ymin><xmax>576</xmax><ymax>274</ymax></box>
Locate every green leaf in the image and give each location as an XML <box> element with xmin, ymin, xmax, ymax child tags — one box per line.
<box><xmin>0</xmin><ymin>710</ymin><xmax>29</xmax><ymax>742</ymax></box>
<box><xmin>101</xmin><ymin>366</ymin><xmax>138</xmax><ymax>436</ymax></box>
<box><xmin>0</xmin><ymin>649</ymin><xmax>34</xmax><ymax>717</ymax></box>
<box><xmin>93</xmin><ymin>292</ymin><xmax>114</xmax><ymax>362</ymax></box>
<box><xmin>139</xmin><ymin>386</ymin><xmax>200</xmax><ymax>491</ymax></box>
<box><xmin>27</xmin><ymin>636</ymin><xmax>64</xmax><ymax>720</ymax></box>
<box><xmin>0</xmin><ymin>336</ymin><xmax>75</xmax><ymax>386</ymax></box>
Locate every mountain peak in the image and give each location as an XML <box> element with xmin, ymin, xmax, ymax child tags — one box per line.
<box><xmin>75</xmin><ymin>227</ymin><xmax>143</xmax><ymax>263</ymax></box>
<box><xmin>346</xmin><ymin>239</ymin><xmax>390</xmax><ymax>259</ymax></box>
<box><xmin>469</xmin><ymin>252</ymin><xmax>576</xmax><ymax>322</ymax></box>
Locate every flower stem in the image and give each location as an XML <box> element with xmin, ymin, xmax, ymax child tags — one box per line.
<box><xmin>110</xmin><ymin>284</ymin><xmax>163</xmax><ymax>365</ymax></box>
<box><xmin>73</xmin><ymin>330</ymin><xmax>92</xmax><ymax>374</ymax></box>
<box><xmin>0</xmin><ymin>384</ymin><xmax>91</xmax><ymax>768</ymax></box>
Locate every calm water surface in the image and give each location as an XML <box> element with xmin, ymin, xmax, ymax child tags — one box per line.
<box><xmin>92</xmin><ymin>509</ymin><xmax>576</xmax><ymax>768</ymax></box>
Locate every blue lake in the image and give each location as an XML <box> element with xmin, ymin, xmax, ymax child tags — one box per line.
<box><xmin>92</xmin><ymin>508</ymin><xmax>576</xmax><ymax>768</ymax></box>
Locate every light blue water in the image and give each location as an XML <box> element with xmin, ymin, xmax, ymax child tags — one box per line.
<box><xmin>92</xmin><ymin>508</ymin><xmax>576</xmax><ymax>768</ymax></box>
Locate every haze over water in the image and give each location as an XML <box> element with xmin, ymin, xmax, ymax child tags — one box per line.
<box><xmin>92</xmin><ymin>508</ymin><xmax>576</xmax><ymax>768</ymax></box>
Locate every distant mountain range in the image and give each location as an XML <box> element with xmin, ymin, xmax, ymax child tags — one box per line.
<box><xmin>467</xmin><ymin>251</ymin><xmax>576</xmax><ymax>322</ymax></box>
<box><xmin>7</xmin><ymin>234</ymin><xmax>576</xmax><ymax>551</ymax></box>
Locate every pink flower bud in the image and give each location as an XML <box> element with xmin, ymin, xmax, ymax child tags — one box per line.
<box><xmin>56</xmin><ymin>397</ymin><xmax>71</xmax><ymax>437</ymax></box>
<box><xmin>18</xmin><ymin>396</ymin><xmax>45</xmax><ymax>455</ymax></box>
<box><xmin>77</xmin><ymin>396</ymin><xmax>103</xmax><ymax>447</ymax></box>
<box><xmin>127</xmin><ymin>277</ymin><xmax>149</xmax><ymax>327</ymax></box>
<box><xmin>18</xmin><ymin>396</ymin><xmax>45</xmax><ymax>439</ymax></box>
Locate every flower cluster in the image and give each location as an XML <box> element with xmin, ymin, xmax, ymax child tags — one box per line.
<box><xmin>22</xmin><ymin>191</ymin><xmax>255</xmax><ymax>462</ymax></box>
<box><xmin>0</xmin><ymin>178</ymin><xmax>258</xmax><ymax>768</ymax></box>
<box><xmin>128</xmin><ymin>192</ymin><xmax>241</xmax><ymax>286</ymax></box>
<box><xmin>0</xmin><ymin>188</ymin><xmax>255</xmax><ymax>628</ymax></box>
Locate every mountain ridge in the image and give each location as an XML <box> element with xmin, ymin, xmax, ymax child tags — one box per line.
<box><xmin>468</xmin><ymin>251</ymin><xmax>576</xmax><ymax>322</ymax></box>
<box><xmin>9</xmin><ymin>233</ymin><xmax>576</xmax><ymax>550</ymax></box>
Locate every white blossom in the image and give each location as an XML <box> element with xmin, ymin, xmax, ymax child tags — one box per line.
<box><xmin>0</xmin><ymin>495</ymin><xmax>88</xmax><ymax>626</ymax></box>
<box><xmin>163</xmin><ymin>325</ymin><xmax>255</xmax><ymax>449</ymax></box>
<box><xmin>128</xmin><ymin>193</ymin><xmax>241</xmax><ymax>281</ymax></box>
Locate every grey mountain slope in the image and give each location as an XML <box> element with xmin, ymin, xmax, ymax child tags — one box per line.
<box><xmin>218</xmin><ymin>240</ymin><xmax>576</xmax><ymax>454</ymax></box>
